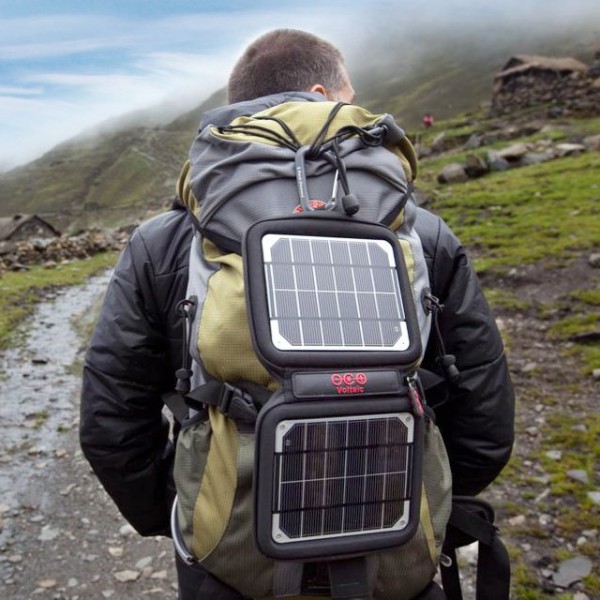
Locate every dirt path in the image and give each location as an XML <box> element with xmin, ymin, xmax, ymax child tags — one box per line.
<box><xmin>0</xmin><ymin>273</ymin><xmax>176</xmax><ymax>599</ymax></box>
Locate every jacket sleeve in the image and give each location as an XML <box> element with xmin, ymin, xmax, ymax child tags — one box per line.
<box><xmin>416</xmin><ymin>207</ymin><xmax>515</xmax><ymax>496</ymax></box>
<box><xmin>79</xmin><ymin>227</ymin><xmax>177</xmax><ymax>537</ymax></box>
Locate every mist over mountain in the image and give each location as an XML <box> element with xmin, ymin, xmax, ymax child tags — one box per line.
<box><xmin>0</xmin><ymin>17</ymin><xmax>598</xmax><ymax>232</ymax></box>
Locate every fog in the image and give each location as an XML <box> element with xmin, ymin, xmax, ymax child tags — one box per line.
<box><xmin>1</xmin><ymin>0</ymin><xmax>599</xmax><ymax>173</ymax></box>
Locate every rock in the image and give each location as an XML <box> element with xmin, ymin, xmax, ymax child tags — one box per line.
<box><xmin>498</xmin><ymin>142</ymin><xmax>532</xmax><ymax>161</ymax></box>
<box><xmin>486</xmin><ymin>151</ymin><xmax>510</xmax><ymax>172</ymax></box>
<box><xmin>38</xmin><ymin>524</ymin><xmax>60</xmax><ymax>541</ymax></box>
<box><xmin>431</xmin><ymin>132</ymin><xmax>447</xmax><ymax>153</ymax></box>
<box><xmin>592</xmin><ymin>369</ymin><xmax>600</xmax><ymax>381</ymax></box>
<box><xmin>8</xmin><ymin>554</ymin><xmax>23</xmax><ymax>563</ymax></box>
<box><xmin>545</xmin><ymin>450</ymin><xmax>562</xmax><ymax>461</ymax></box>
<box><xmin>119</xmin><ymin>523</ymin><xmax>136</xmax><ymax>537</ymax></box>
<box><xmin>588</xmin><ymin>491</ymin><xmax>600</xmax><ymax>506</ymax></box>
<box><xmin>509</xmin><ymin>514</ymin><xmax>526</xmax><ymax>526</ymax></box>
<box><xmin>108</xmin><ymin>546</ymin><xmax>124</xmax><ymax>557</ymax></box>
<box><xmin>519</xmin><ymin>152</ymin><xmax>554</xmax><ymax>166</ymax></box>
<box><xmin>552</xmin><ymin>556</ymin><xmax>592</xmax><ymax>588</ymax></box>
<box><xmin>38</xmin><ymin>579</ymin><xmax>57</xmax><ymax>589</ymax></box>
<box><xmin>113</xmin><ymin>569</ymin><xmax>140</xmax><ymax>583</ymax></box>
<box><xmin>588</xmin><ymin>253</ymin><xmax>600</xmax><ymax>268</ymax></box>
<box><xmin>60</xmin><ymin>483</ymin><xmax>77</xmax><ymax>496</ymax></box>
<box><xmin>437</xmin><ymin>163</ymin><xmax>468</xmax><ymax>184</ymax></box>
<box><xmin>583</xmin><ymin>134</ymin><xmax>600</xmax><ymax>151</ymax></box>
<box><xmin>464</xmin><ymin>133</ymin><xmax>483</xmax><ymax>150</ymax></box>
<box><xmin>567</xmin><ymin>470</ymin><xmax>589</xmax><ymax>484</ymax></box>
<box><xmin>151</xmin><ymin>570</ymin><xmax>168</xmax><ymax>580</ymax></box>
<box><xmin>464</xmin><ymin>154</ymin><xmax>489</xmax><ymax>178</ymax></box>
<box><xmin>135</xmin><ymin>556</ymin><xmax>153</xmax><ymax>570</ymax></box>
<box><xmin>555</xmin><ymin>143</ymin><xmax>587</xmax><ymax>157</ymax></box>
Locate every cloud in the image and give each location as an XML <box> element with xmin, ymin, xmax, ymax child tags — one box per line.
<box><xmin>1</xmin><ymin>0</ymin><xmax>599</xmax><ymax>170</ymax></box>
<box><xmin>0</xmin><ymin>5</ymin><xmax>366</xmax><ymax>168</ymax></box>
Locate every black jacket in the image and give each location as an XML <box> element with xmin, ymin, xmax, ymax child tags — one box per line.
<box><xmin>79</xmin><ymin>203</ymin><xmax>514</xmax><ymax>537</ymax></box>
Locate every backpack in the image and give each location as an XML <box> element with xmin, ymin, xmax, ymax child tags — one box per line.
<box><xmin>170</xmin><ymin>93</ymin><xmax>454</xmax><ymax>599</ymax></box>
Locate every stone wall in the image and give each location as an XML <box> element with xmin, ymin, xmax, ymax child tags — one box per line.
<box><xmin>0</xmin><ymin>228</ymin><xmax>129</xmax><ymax>272</ymax></box>
<box><xmin>491</xmin><ymin>69</ymin><xmax>600</xmax><ymax>118</ymax></box>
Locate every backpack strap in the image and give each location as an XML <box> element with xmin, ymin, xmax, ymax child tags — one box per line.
<box><xmin>162</xmin><ymin>391</ymin><xmax>192</xmax><ymax>424</ymax></box>
<box><xmin>441</xmin><ymin>497</ymin><xmax>510</xmax><ymax>600</ymax></box>
<box><xmin>184</xmin><ymin>379</ymin><xmax>272</xmax><ymax>423</ymax></box>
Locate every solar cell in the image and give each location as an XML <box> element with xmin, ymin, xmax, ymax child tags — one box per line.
<box><xmin>271</xmin><ymin>413</ymin><xmax>415</xmax><ymax>543</ymax></box>
<box><xmin>262</xmin><ymin>234</ymin><xmax>411</xmax><ymax>352</ymax></box>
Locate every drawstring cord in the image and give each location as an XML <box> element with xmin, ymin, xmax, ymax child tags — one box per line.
<box><xmin>175</xmin><ymin>296</ymin><xmax>197</xmax><ymax>394</ymax></box>
<box><xmin>423</xmin><ymin>291</ymin><xmax>461</xmax><ymax>384</ymax></box>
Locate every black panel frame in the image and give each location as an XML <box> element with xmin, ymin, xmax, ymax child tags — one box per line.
<box><xmin>253</xmin><ymin>393</ymin><xmax>424</xmax><ymax>561</ymax></box>
<box><xmin>243</xmin><ymin>214</ymin><xmax>422</xmax><ymax>379</ymax></box>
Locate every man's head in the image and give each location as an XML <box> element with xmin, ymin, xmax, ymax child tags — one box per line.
<box><xmin>228</xmin><ymin>29</ymin><xmax>355</xmax><ymax>105</ymax></box>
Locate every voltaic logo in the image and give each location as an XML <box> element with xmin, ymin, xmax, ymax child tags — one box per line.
<box><xmin>330</xmin><ymin>372</ymin><xmax>368</xmax><ymax>395</ymax></box>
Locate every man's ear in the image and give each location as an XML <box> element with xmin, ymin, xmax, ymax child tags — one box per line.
<box><xmin>309</xmin><ymin>83</ymin><xmax>328</xmax><ymax>98</ymax></box>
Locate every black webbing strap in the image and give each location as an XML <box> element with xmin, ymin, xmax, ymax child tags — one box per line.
<box><xmin>162</xmin><ymin>391</ymin><xmax>192</xmax><ymax>424</ymax></box>
<box><xmin>441</xmin><ymin>497</ymin><xmax>511</xmax><ymax>600</ymax></box>
<box><xmin>184</xmin><ymin>380</ymin><xmax>272</xmax><ymax>423</ymax></box>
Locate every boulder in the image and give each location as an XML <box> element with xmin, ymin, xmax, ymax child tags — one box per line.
<box><xmin>486</xmin><ymin>151</ymin><xmax>510</xmax><ymax>172</ymax></box>
<box><xmin>498</xmin><ymin>142</ymin><xmax>532</xmax><ymax>161</ymax></box>
<box><xmin>520</xmin><ymin>152</ymin><xmax>555</xmax><ymax>166</ymax></box>
<box><xmin>464</xmin><ymin>154</ymin><xmax>489</xmax><ymax>178</ymax></box>
<box><xmin>437</xmin><ymin>163</ymin><xmax>468</xmax><ymax>184</ymax></box>
<box><xmin>583</xmin><ymin>134</ymin><xmax>600</xmax><ymax>151</ymax></box>
<box><xmin>555</xmin><ymin>143</ymin><xmax>587</xmax><ymax>157</ymax></box>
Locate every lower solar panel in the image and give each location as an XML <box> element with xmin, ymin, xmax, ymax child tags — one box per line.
<box><xmin>271</xmin><ymin>413</ymin><xmax>415</xmax><ymax>544</ymax></box>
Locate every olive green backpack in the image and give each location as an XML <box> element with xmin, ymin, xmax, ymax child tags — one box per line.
<box><xmin>170</xmin><ymin>95</ymin><xmax>454</xmax><ymax>600</ymax></box>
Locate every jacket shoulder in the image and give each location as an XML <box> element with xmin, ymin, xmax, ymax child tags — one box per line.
<box><xmin>130</xmin><ymin>207</ymin><xmax>193</xmax><ymax>277</ymax></box>
<box><xmin>413</xmin><ymin>205</ymin><xmax>462</xmax><ymax>262</ymax></box>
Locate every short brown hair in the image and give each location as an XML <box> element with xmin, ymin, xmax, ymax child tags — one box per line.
<box><xmin>228</xmin><ymin>29</ymin><xmax>347</xmax><ymax>104</ymax></box>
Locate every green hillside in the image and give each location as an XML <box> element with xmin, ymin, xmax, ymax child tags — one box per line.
<box><xmin>0</xmin><ymin>88</ymin><xmax>226</xmax><ymax>232</ymax></box>
<box><xmin>0</xmin><ymin>28</ymin><xmax>597</xmax><ymax>233</ymax></box>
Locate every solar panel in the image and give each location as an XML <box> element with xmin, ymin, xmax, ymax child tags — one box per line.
<box><xmin>261</xmin><ymin>234</ymin><xmax>411</xmax><ymax>352</ymax></box>
<box><xmin>271</xmin><ymin>412</ymin><xmax>415</xmax><ymax>544</ymax></box>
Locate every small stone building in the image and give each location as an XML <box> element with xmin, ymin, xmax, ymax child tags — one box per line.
<box><xmin>0</xmin><ymin>214</ymin><xmax>60</xmax><ymax>243</ymax></box>
<box><xmin>491</xmin><ymin>54</ymin><xmax>600</xmax><ymax>117</ymax></box>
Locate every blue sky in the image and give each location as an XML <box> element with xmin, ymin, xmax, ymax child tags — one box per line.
<box><xmin>1</xmin><ymin>0</ymin><xmax>599</xmax><ymax>170</ymax></box>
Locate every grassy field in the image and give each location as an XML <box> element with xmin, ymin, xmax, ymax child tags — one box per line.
<box><xmin>0</xmin><ymin>251</ymin><xmax>119</xmax><ymax>350</ymax></box>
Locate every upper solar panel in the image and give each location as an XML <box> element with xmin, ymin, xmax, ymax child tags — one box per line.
<box><xmin>262</xmin><ymin>234</ymin><xmax>411</xmax><ymax>352</ymax></box>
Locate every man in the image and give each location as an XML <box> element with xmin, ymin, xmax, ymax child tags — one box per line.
<box><xmin>80</xmin><ymin>29</ymin><xmax>514</xmax><ymax>599</ymax></box>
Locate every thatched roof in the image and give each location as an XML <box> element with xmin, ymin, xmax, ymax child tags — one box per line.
<box><xmin>0</xmin><ymin>214</ymin><xmax>60</xmax><ymax>241</ymax></box>
<box><xmin>495</xmin><ymin>55</ymin><xmax>589</xmax><ymax>81</ymax></box>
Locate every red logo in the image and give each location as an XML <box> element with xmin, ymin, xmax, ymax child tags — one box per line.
<box><xmin>330</xmin><ymin>372</ymin><xmax>368</xmax><ymax>394</ymax></box>
<box><xmin>292</xmin><ymin>200</ymin><xmax>327</xmax><ymax>213</ymax></box>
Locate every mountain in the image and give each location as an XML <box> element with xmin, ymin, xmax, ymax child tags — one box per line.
<box><xmin>0</xmin><ymin>88</ymin><xmax>226</xmax><ymax>233</ymax></box>
<box><xmin>0</xmin><ymin>28</ymin><xmax>597</xmax><ymax>233</ymax></box>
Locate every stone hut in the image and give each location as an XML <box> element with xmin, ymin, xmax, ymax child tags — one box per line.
<box><xmin>0</xmin><ymin>214</ymin><xmax>60</xmax><ymax>243</ymax></box>
<box><xmin>491</xmin><ymin>54</ymin><xmax>600</xmax><ymax>117</ymax></box>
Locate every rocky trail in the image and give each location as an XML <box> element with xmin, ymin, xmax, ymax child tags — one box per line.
<box><xmin>0</xmin><ymin>273</ymin><xmax>176</xmax><ymax>599</ymax></box>
<box><xmin>0</xmin><ymin>262</ymin><xmax>597</xmax><ymax>599</ymax></box>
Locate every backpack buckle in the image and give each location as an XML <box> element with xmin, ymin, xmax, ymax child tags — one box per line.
<box><xmin>217</xmin><ymin>383</ymin><xmax>258</xmax><ymax>423</ymax></box>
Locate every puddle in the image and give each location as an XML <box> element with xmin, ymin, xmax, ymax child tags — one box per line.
<box><xmin>0</xmin><ymin>270</ymin><xmax>112</xmax><ymax>509</ymax></box>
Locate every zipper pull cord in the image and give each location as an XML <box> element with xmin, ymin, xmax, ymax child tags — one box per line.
<box><xmin>423</xmin><ymin>291</ymin><xmax>461</xmax><ymax>384</ymax></box>
<box><xmin>407</xmin><ymin>375</ymin><xmax>424</xmax><ymax>417</ymax></box>
<box><xmin>175</xmin><ymin>296</ymin><xmax>197</xmax><ymax>395</ymax></box>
